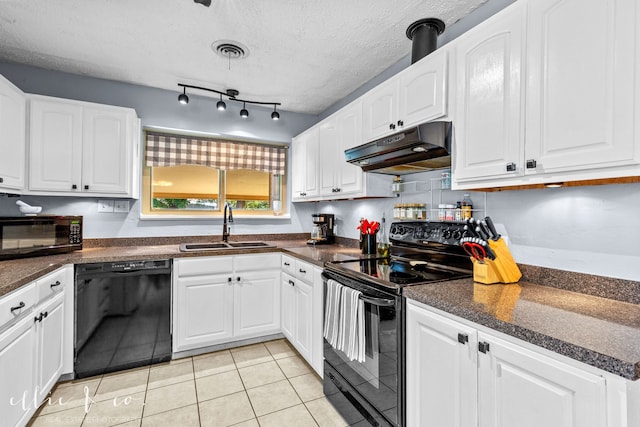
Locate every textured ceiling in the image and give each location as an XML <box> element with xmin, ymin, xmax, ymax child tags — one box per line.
<box><xmin>0</xmin><ymin>0</ymin><xmax>487</xmax><ymax>114</ymax></box>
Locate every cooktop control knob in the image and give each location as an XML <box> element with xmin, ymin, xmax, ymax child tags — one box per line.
<box><xmin>443</xmin><ymin>228</ymin><xmax>452</xmax><ymax>239</ymax></box>
<box><xmin>452</xmin><ymin>229</ymin><xmax>462</xmax><ymax>240</ymax></box>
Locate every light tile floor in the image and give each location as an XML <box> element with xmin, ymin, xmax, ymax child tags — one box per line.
<box><xmin>27</xmin><ymin>339</ymin><xmax>351</xmax><ymax>427</ymax></box>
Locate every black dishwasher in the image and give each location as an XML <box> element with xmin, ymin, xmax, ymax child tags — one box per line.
<box><xmin>74</xmin><ymin>259</ymin><xmax>172</xmax><ymax>378</ymax></box>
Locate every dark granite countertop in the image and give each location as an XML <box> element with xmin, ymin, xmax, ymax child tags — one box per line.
<box><xmin>404</xmin><ymin>279</ymin><xmax>640</xmax><ymax>380</ymax></box>
<box><xmin>0</xmin><ymin>237</ymin><xmax>363</xmax><ymax>299</ymax></box>
<box><xmin>3</xmin><ymin>236</ymin><xmax>639</xmax><ymax>381</ymax></box>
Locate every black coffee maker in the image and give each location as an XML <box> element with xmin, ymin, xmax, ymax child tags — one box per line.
<box><xmin>307</xmin><ymin>213</ymin><xmax>335</xmax><ymax>245</ymax></box>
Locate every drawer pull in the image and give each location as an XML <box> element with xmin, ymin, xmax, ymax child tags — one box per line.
<box><xmin>457</xmin><ymin>333</ymin><xmax>469</xmax><ymax>344</ymax></box>
<box><xmin>284</xmin><ymin>262</ymin><xmax>290</xmax><ymax>266</ymax></box>
<box><xmin>50</xmin><ymin>280</ymin><xmax>61</xmax><ymax>289</ymax></box>
<box><xmin>10</xmin><ymin>301</ymin><xmax>25</xmax><ymax>313</ymax></box>
<box><xmin>289</xmin><ymin>280</ymin><xmax>295</xmax><ymax>287</ymax></box>
<box><xmin>299</xmin><ymin>269</ymin><xmax>307</xmax><ymax>274</ymax></box>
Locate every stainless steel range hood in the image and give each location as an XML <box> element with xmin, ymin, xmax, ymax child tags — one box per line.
<box><xmin>344</xmin><ymin>121</ymin><xmax>452</xmax><ymax>175</ymax></box>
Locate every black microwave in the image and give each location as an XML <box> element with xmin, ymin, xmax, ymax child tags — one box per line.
<box><xmin>0</xmin><ymin>216</ymin><xmax>83</xmax><ymax>260</ymax></box>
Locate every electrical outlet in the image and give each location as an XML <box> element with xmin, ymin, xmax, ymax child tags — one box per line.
<box><xmin>97</xmin><ymin>200</ymin><xmax>114</xmax><ymax>213</ymax></box>
<box><xmin>114</xmin><ymin>200</ymin><xmax>130</xmax><ymax>213</ymax></box>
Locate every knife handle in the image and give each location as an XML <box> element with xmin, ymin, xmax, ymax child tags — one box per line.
<box><xmin>484</xmin><ymin>217</ymin><xmax>501</xmax><ymax>241</ymax></box>
<box><xmin>479</xmin><ymin>220</ymin><xmax>493</xmax><ymax>242</ymax></box>
<box><xmin>476</xmin><ymin>226</ymin><xmax>489</xmax><ymax>241</ymax></box>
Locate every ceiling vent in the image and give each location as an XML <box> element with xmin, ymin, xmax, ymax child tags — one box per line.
<box><xmin>211</xmin><ymin>40</ymin><xmax>249</xmax><ymax>60</ymax></box>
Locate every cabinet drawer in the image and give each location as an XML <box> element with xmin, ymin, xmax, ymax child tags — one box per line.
<box><xmin>177</xmin><ymin>256</ymin><xmax>233</xmax><ymax>277</ymax></box>
<box><xmin>0</xmin><ymin>282</ymin><xmax>36</xmax><ymax>329</ymax></box>
<box><xmin>235</xmin><ymin>253</ymin><xmax>280</xmax><ymax>272</ymax></box>
<box><xmin>294</xmin><ymin>259</ymin><xmax>313</xmax><ymax>283</ymax></box>
<box><xmin>281</xmin><ymin>255</ymin><xmax>295</xmax><ymax>276</ymax></box>
<box><xmin>36</xmin><ymin>267</ymin><xmax>67</xmax><ymax>303</ymax></box>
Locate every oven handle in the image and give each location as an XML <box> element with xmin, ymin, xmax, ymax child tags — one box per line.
<box><xmin>359</xmin><ymin>295</ymin><xmax>395</xmax><ymax>307</ymax></box>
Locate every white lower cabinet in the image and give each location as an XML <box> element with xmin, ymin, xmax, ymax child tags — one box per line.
<box><xmin>173</xmin><ymin>254</ymin><xmax>281</xmax><ymax>353</ymax></box>
<box><xmin>407</xmin><ymin>299</ymin><xmax>613</xmax><ymax>427</ymax></box>
<box><xmin>281</xmin><ymin>273</ymin><xmax>313</xmax><ymax>362</ymax></box>
<box><xmin>33</xmin><ymin>292</ymin><xmax>65</xmax><ymax>405</ymax></box>
<box><xmin>0</xmin><ymin>265</ymin><xmax>71</xmax><ymax>427</ymax></box>
<box><xmin>280</xmin><ymin>254</ymin><xmax>324</xmax><ymax>376</ymax></box>
<box><xmin>0</xmin><ymin>315</ymin><xmax>36</xmax><ymax>427</ymax></box>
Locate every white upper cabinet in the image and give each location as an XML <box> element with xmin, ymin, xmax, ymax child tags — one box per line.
<box><xmin>82</xmin><ymin>106</ymin><xmax>135</xmax><ymax>195</ymax></box>
<box><xmin>319</xmin><ymin>100</ymin><xmax>365</xmax><ymax>197</ymax></box>
<box><xmin>363</xmin><ymin>48</ymin><xmax>449</xmax><ymax>142</ymax></box>
<box><xmin>0</xmin><ymin>75</ymin><xmax>26</xmax><ymax>193</ymax></box>
<box><xmin>453</xmin><ymin>0</ymin><xmax>640</xmax><ymax>189</ymax></box>
<box><xmin>363</xmin><ymin>77</ymin><xmax>400</xmax><ymax>141</ymax></box>
<box><xmin>28</xmin><ymin>95</ymin><xmax>140</xmax><ymax>198</ymax></box>
<box><xmin>452</xmin><ymin>1</ymin><xmax>525</xmax><ymax>182</ymax></box>
<box><xmin>399</xmin><ymin>48</ymin><xmax>448</xmax><ymax>129</ymax></box>
<box><xmin>29</xmin><ymin>98</ymin><xmax>83</xmax><ymax>192</ymax></box>
<box><xmin>291</xmin><ymin>127</ymin><xmax>320</xmax><ymax>201</ymax></box>
<box><xmin>524</xmin><ymin>0</ymin><xmax>639</xmax><ymax>175</ymax></box>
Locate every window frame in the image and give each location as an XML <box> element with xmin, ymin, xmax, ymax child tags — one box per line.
<box><xmin>140</xmin><ymin>128</ymin><xmax>289</xmax><ymax>220</ymax></box>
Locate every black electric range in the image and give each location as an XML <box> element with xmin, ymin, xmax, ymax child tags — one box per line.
<box><xmin>324</xmin><ymin>220</ymin><xmax>474</xmax><ymax>294</ymax></box>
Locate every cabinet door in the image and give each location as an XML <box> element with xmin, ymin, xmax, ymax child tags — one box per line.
<box><xmin>336</xmin><ymin>100</ymin><xmax>364</xmax><ymax>196</ymax></box>
<box><xmin>29</xmin><ymin>98</ymin><xmax>83</xmax><ymax>192</ymax></box>
<box><xmin>82</xmin><ymin>107</ymin><xmax>133</xmax><ymax>194</ymax></box>
<box><xmin>293</xmin><ymin>279</ymin><xmax>313</xmax><ymax>362</ymax></box>
<box><xmin>399</xmin><ymin>48</ymin><xmax>448</xmax><ymax>129</ymax></box>
<box><xmin>174</xmin><ymin>274</ymin><xmax>234</xmax><ymax>352</ymax></box>
<box><xmin>291</xmin><ymin>133</ymin><xmax>306</xmax><ymax>200</ymax></box>
<box><xmin>35</xmin><ymin>292</ymin><xmax>64</xmax><ymax>403</ymax></box>
<box><xmin>280</xmin><ymin>274</ymin><xmax>296</xmax><ymax>342</ymax></box>
<box><xmin>291</xmin><ymin>128</ymin><xmax>319</xmax><ymax>200</ymax></box>
<box><xmin>0</xmin><ymin>75</ymin><xmax>26</xmax><ymax>192</ymax></box>
<box><xmin>362</xmin><ymin>78</ymin><xmax>400</xmax><ymax>142</ymax></box>
<box><xmin>524</xmin><ymin>0</ymin><xmax>639</xmax><ymax>174</ymax></box>
<box><xmin>234</xmin><ymin>270</ymin><xmax>280</xmax><ymax>338</ymax></box>
<box><xmin>406</xmin><ymin>302</ymin><xmax>477</xmax><ymax>427</ymax></box>
<box><xmin>453</xmin><ymin>2</ymin><xmax>525</xmax><ymax>182</ymax></box>
<box><xmin>0</xmin><ymin>315</ymin><xmax>36</xmax><ymax>427</ymax></box>
<box><xmin>318</xmin><ymin>117</ymin><xmax>339</xmax><ymax>196</ymax></box>
<box><xmin>477</xmin><ymin>332</ymin><xmax>606</xmax><ymax>427</ymax></box>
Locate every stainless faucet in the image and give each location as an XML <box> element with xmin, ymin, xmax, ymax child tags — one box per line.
<box><xmin>222</xmin><ymin>202</ymin><xmax>234</xmax><ymax>242</ymax></box>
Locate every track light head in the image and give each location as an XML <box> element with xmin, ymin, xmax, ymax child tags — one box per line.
<box><xmin>240</xmin><ymin>102</ymin><xmax>249</xmax><ymax>118</ymax></box>
<box><xmin>193</xmin><ymin>0</ymin><xmax>211</xmax><ymax>7</ymax></box>
<box><xmin>271</xmin><ymin>105</ymin><xmax>280</xmax><ymax>120</ymax></box>
<box><xmin>216</xmin><ymin>94</ymin><xmax>226</xmax><ymax>111</ymax></box>
<box><xmin>178</xmin><ymin>87</ymin><xmax>189</xmax><ymax>105</ymax></box>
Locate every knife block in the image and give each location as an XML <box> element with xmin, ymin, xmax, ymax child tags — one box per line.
<box><xmin>472</xmin><ymin>238</ymin><xmax>522</xmax><ymax>285</ymax></box>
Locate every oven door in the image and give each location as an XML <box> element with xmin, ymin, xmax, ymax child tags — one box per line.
<box><xmin>322</xmin><ymin>271</ymin><xmax>402</xmax><ymax>427</ymax></box>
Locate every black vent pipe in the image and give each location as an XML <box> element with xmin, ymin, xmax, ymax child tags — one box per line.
<box><xmin>406</xmin><ymin>18</ymin><xmax>446</xmax><ymax>64</ymax></box>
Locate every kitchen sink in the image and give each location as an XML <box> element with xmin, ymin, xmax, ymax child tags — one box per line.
<box><xmin>227</xmin><ymin>241</ymin><xmax>274</xmax><ymax>248</ymax></box>
<box><xmin>178</xmin><ymin>241</ymin><xmax>275</xmax><ymax>252</ymax></box>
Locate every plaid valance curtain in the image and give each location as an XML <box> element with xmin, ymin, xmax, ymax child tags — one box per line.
<box><xmin>145</xmin><ymin>132</ymin><xmax>286</xmax><ymax>175</ymax></box>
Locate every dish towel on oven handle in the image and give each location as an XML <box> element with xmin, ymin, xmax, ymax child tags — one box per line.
<box><xmin>324</xmin><ymin>279</ymin><xmax>366</xmax><ymax>363</ymax></box>
<box><xmin>323</xmin><ymin>279</ymin><xmax>342</xmax><ymax>348</ymax></box>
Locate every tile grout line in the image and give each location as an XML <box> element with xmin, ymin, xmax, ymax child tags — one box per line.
<box><xmin>231</xmin><ymin>345</ymin><xmax>264</xmax><ymax>425</ymax></box>
<box><xmin>189</xmin><ymin>357</ymin><xmax>203</xmax><ymax>427</ymax></box>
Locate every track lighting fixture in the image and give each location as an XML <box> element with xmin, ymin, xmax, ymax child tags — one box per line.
<box><xmin>193</xmin><ymin>0</ymin><xmax>211</xmax><ymax>7</ymax></box>
<box><xmin>178</xmin><ymin>87</ymin><xmax>189</xmax><ymax>105</ymax></box>
<box><xmin>177</xmin><ymin>84</ymin><xmax>281</xmax><ymax>120</ymax></box>
<box><xmin>216</xmin><ymin>94</ymin><xmax>226</xmax><ymax>111</ymax></box>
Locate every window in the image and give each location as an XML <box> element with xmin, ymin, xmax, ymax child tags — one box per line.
<box><xmin>142</xmin><ymin>131</ymin><xmax>287</xmax><ymax>217</ymax></box>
